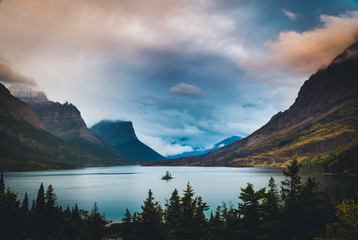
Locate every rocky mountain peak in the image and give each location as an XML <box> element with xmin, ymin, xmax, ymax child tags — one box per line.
<box><xmin>9</xmin><ymin>86</ymin><xmax>48</xmax><ymax>104</ymax></box>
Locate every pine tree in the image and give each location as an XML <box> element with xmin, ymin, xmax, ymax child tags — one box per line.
<box><xmin>21</xmin><ymin>192</ymin><xmax>29</xmax><ymax>212</ymax></box>
<box><xmin>280</xmin><ymin>158</ymin><xmax>303</xmax><ymax>239</ymax></box>
<box><xmin>35</xmin><ymin>183</ymin><xmax>45</xmax><ymax>213</ymax></box>
<box><xmin>238</xmin><ymin>183</ymin><xmax>266</xmax><ymax>239</ymax></box>
<box><xmin>45</xmin><ymin>184</ymin><xmax>57</xmax><ymax>213</ymax></box>
<box><xmin>122</xmin><ymin>208</ymin><xmax>133</xmax><ymax>239</ymax></box>
<box><xmin>140</xmin><ymin>189</ymin><xmax>164</xmax><ymax>240</ymax></box>
<box><xmin>72</xmin><ymin>204</ymin><xmax>81</xmax><ymax>223</ymax></box>
<box><xmin>262</xmin><ymin>177</ymin><xmax>281</xmax><ymax>239</ymax></box>
<box><xmin>0</xmin><ymin>171</ymin><xmax>4</xmax><ymax>193</ymax></box>
<box><xmin>165</xmin><ymin>188</ymin><xmax>182</xmax><ymax>239</ymax></box>
<box><xmin>281</xmin><ymin>157</ymin><xmax>301</xmax><ymax>201</ymax></box>
<box><xmin>88</xmin><ymin>202</ymin><xmax>105</xmax><ymax>240</ymax></box>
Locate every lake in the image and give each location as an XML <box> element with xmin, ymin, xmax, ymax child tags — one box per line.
<box><xmin>3</xmin><ymin>166</ymin><xmax>358</xmax><ymax>221</ymax></box>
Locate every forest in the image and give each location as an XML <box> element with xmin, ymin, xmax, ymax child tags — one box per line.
<box><xmin>0</xmin><ymin>159</ymin><xmax>357</xmax><ymax>240</ymax></box>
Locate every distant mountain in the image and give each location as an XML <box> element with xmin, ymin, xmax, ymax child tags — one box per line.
<box><xmin>10</xmin><ymin>88</ymin><xmax>123</xmax><ymax>159</ymax></box>
<box><xmin>0</xmin><ymin>83</ymin><xmax>128</xmax><ymax>171</ymax></box>
<box><xmin>149</xmin><ymin>41</ymin><xmax>358</xmax><ymax>174</ymax></box>
<box><xmin>168</xmin><ymin>136</ymin><xmax>241</xmax><ymax>159</ymax></box>
<box><xmin>91</xmin><ymin>120</ymin><xmax>166</xmax><ymax>162</ymax></box>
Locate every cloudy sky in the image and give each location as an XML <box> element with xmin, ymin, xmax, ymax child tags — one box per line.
<box><xmin>1</xmin><ymin>0</ymin><xmax>358</xmax><ymax>156</ymax></box>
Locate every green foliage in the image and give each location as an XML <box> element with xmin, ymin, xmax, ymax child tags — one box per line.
<box><xmin>319</xmin><ymin>199</ymin><xmax>358</xmax><ymax>240</ymax></box>
<box><xmin>140</xmin><ymin>189</ymin><xmax>164</xmax><ymax>240</ymax></box>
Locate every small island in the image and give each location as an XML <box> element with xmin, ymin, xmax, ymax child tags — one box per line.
<box><xmin>161</xmin><ymin>171</ymin><xmax>173</xmax><ymax>180</ymax></box>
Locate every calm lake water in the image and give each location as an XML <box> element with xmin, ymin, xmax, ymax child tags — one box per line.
<box><xmin>3</xmin><ymin>166</ymin><xmax>358</xmax><ymax>221</ymax></box>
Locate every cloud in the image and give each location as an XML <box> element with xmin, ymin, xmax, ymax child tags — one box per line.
<box><xmin>137</xmin><ymin>134</ymin><xmax>194</xmax><ymax>157</ymax></box>
<box><xmin>282</xmin><ymin>9</ymin><xmax>297</xmax><ymax>21</ymax></box>
<box><xmin>170</xmin><ymin>82</ymin><xmax>205</xmax><ymax>97</ymax></box>
<box><xmin>239</xmin><ymin>11</ymin><xmax>358</xmax><ymax>77</ymax></box>
<box><xmin>0</xmin><ymin>57</ymin><xmax>36</xmax><ymax>86</ymax></box>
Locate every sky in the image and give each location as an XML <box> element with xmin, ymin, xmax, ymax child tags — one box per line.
<box><xmin>1</xmin><ymin>0</ymin><xmax>358</xmax><ymax>156</ymax></box>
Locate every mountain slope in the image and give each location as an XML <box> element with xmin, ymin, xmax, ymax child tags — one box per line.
<box><xmin>0</xmin><ymin>83</ymin><xmax>130</xmax><ymax>171</ymax></box>
<box><xmin>150</xmin><ymin>41</ymin><xmax>358</xmax><ymax>173</ymax></box>
<box><xmin>91</xmin><ymin>120</ymin><xmax>166</xmax><ymax>162</ymax></box>
<box><xmin>10</xmin><ymin>88</ymin><xmax>124</xmax><ymax>159</ymax></box>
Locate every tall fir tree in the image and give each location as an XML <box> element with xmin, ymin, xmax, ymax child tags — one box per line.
<box><xmin>165</xmin><ymin>188</ymin><xmax>182</xmax><ymax>239</ymax></box>
<box><xmin>21</xmin><ymin>192</ymin><xmax>29</xmax><ymax>212</ymax></box>
<box><xmin>140</xmin><ymin>189</ymin><xmax>164</xmax><ymax>240</ymax></box>
<box><xmin>45</xmin><ymin>184</ymin><xmax>57</xmax><ymax>213</ymax></box>
<box><xmin>35</xmin><ymin>183</ymin><xmax>45</xmax><ymax>213</ymax></box>
<box><xmin>238</xmin><ymin>183</ymin><xmax>266</xmax><ymax>239</ymax></box>
<box><xmin>0</xmin><ymin>171</ymin><xmax>4</xmax><ymax>193</ymax></box>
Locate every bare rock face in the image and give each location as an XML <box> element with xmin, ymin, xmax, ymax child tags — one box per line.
<box><xmin>10</xmin><ymin>88</ymin><xmax>122</xmax><ymax>158</ymax></box>
<box><xmin>0</xmin><ymin>84</ymin><xmax>44</xmax><ymax>129</ymax></box>
<box><xmin>31</xmin><ymin>101</ymin><xmax>99</xmax><ymax>143</ymax></box>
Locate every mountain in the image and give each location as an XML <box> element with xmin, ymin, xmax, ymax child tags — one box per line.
<box><xmin>0</xmin><ymin>83</ymin><xmax>128</xmax><ymax>171</ymax></box>
<box><xmin>91</xmin><ymin>120</ymin><xmax>166</xmax><ymax>162</ymax></box>
<box><xmin>168</xmin><ymin>136</ymin><xmax>241</xmax><ymax>159</ymax></box>
<box><xmin>10</xmin><ymin>87</ymin><xmax>123</xmax><ymax>159</ymax></box>
<box><xmin>149</xmin><ymin>41</ymin><xmax>358</xmax><ymax>174</ymax></box>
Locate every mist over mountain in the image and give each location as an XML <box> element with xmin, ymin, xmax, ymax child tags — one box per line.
<box><xmin>149</xmin><ymin>41</ymin><xmax>358</xmax><ymax>174</ymax></box>
<box><xmin>91</xmin><ymin>120</ymin><xmax>166</xmax><ymax>162</ymax></box>
<box><xmin>168</xmin><ymin>136</ymin><xmax>241</xmax><ymax>159</ymax></box>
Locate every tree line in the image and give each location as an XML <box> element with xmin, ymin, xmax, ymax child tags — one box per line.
<box><xmin>0</xmin><ymin>173</ymin><xmax>105</xmax><ymax>240</ymax></box>
<box><xmin>1</xmin><ymin>159</ymin><xmax>358</xmax><ymax>240</ymax></box>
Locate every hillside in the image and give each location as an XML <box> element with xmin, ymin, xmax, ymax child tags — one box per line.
<box><xmin>10</xmin><ymin>88</ymin><xmax>125</xmax><ymax>159</ymax></box>
<box><xmin>0</xmin><ymin>84</ymin><xmax>129</xmax><ymax>171</ymax></box>
<box><xmin>149</xmin><ymin>41</ymin><xmax>358</xmax><ymax>174</ymax></box>
<box><xmin>91</xmin><ymin>120</ymin><xmax>166</xmax><ymax>162</ymax></box>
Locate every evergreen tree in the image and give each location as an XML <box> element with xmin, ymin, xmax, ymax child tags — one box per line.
<box><xmin>35</xmin><ymin>182</ymin><xmax>45</xmax><ymax>213</ymax></box>
<box><xmin>0</xmin><ymin>171</ymin><xmax>4</xmax><ymax>193</ymax></box>
<box><xmin>34</xmin><ymin>183</ymin><xmax>46</xmax><ymax>239</ymax></box>
<box><xmin>122</xmin><ymin>208</ymin><xmax>133</xmax><ymax>239</ymax></box>
<box><xmin>0</xmin><ymin>188</ymin><xmax>23</xmax><ymax>239</ymax></box>
<box><xmin>261</xmin><ymin>177</ymin><xmax>281</xmax><ymax>239</ymax></box>
<box><xmin>88</xmin><ymin>202</ymin><xmax>105</xmax><ymax>240</ymax></box>
<box><xmin>72</xmin><ymin>204</ymin><xmax>81</xmax><ymax>223</ymax></box>
<box><xmin>21</xmin><ymin>192</ymin><xmax>29</xmax><ymax>212</ymax></box>
<box><xmin>140</xmin><ymin>189</ymin><xmax>164</xmax><ymax>240</ymax></box>
<box><xmin>238</xmin><ymin>183</ymin><xmax>266</xmax><ymax>239</ymax></box>
<box><xmin>194</xmin><ymin>196</ymin><xmax>209</xmax><ymax>238</ymax></box>
<box><xmin>281</xmin><ymin>158</ymin><xmax>301</xmax><ymax>202</ymax></box>
<box><xmin>45</xmin><ymin>184</ymin><xmax>57</xmax><ymax>213</ymax></box>
<box><xmin>165</xmin><ymin>188</ymin><xmax>182</xmax><ymax>239</ymax></box>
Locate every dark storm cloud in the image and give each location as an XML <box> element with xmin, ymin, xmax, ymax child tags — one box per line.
<box><xmin>0</xmin><ymin>57</ymin><xmax>36</xmax><ymax>86</ymax></box>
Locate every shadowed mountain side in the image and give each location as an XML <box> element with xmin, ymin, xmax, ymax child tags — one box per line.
<box><xmin>91</xmin><ymin>120</ymin><xmax>166</xmax><ymax>162</ymax></box>
<box><xmin>0</xmin><ymin>83</ymin><xmax>130</xmax><ymax>171</ymax></box>
<box><xmin>10</xmin><ymin>88</ymin><xmax>127</xmax><ymax>160</ymax></box>
<box><xmin>148</xmin><ymin>41</ymin><xmax>358</xmax><ymax>173</ymax></box>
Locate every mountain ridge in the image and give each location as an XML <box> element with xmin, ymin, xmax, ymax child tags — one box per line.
<box><xmin>0</xmin><ymin>83</ymin><xmax>130</xmax><ymax>171</ymax></box>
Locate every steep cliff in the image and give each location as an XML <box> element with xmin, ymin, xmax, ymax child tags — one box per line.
<box><xmin>91</xmin><ymin>120</ymin><xmax>166</xmax><ymax>162</ymax></box>
<box><xmin>10</xmin><ymin>89</ymin><xmax>123</xmax><ymax>158</ymax></box>
<box><xmin>0</xmin><ymin>83</ymin><xmax>128</xmax><ymax>171</ymax></box>
<box><xmin>150</xmin><ymin>41</ymin><xmax>358</xmax><ymax>173</ymax></box>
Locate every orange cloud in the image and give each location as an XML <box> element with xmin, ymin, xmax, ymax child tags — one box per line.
<box><xmin>239</xmin><ymin>11</ymin><xmax>358</xmax><ymax>77</ymax></box>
